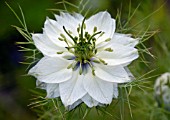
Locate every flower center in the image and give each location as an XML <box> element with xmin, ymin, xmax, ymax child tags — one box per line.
<box><xmin>63</xmin><ymin>18</ymin><xmax>102</xmax><ymax>62</ymax></box>
<box><xmin>57</xmin><ymin>17</ymin><xmax>110</xmax><ymax>75</ymax></box>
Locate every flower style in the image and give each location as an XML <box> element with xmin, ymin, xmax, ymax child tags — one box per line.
<box><xmin>29</xmin><ymin>11</ymin><xmax>139</xmax><ymax>109</ymax></box>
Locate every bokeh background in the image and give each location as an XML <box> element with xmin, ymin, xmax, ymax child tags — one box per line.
<box><xmin>0</xmin><ymin>0</ymin><xmax>170</xmax><ymax>119</ymax></box>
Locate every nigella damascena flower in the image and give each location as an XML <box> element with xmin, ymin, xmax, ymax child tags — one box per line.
<box><xmin>29</xmin><ymin>11</ymin><xmax>139</xmax><ymax>109</ymax></box>
<box><xmin>154</xmin><ymin>73</ymin><xmax>170</xmax><ymax>111</ymax></box>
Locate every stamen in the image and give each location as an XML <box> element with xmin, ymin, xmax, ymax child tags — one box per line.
<box><xmin>83</xmin><ymin>23</ymin><xmax>86</xmax><ymax>29</ymax></box>
<box><xmin>85</xmin><ymin>32</ymin><xmax>88</xmax><ymax>39</ymax></box>
<box><xmin>77</xmin><ymin>24</ymin><xmax>80</xmax><ymax>33</ymax></box>
<box><xmin>97</xmin><ymin>32</ymin><xmax>105</xmax><ymax>39</ymax></box>
<box><xmin>63</xmin><ymin>55</ymin><xmax>75</xmax><ymax>60</ymax></box>
<box><xmin>92</xmin><ymin>69</ymin><xmax>95</xmax><ymax>76</ymax></box>
<box><xmin>60</xmin><ymin>34</ymin><xmax>66</xmax><ymax>39</ymax></box>
<box><xmin>74</xmin><ymin>37</ymin><xmax>78</xmax><ymax>41</ymax></box>
<box><xmin>84</xmin><ymin>60</ymin><xmax>92</xmax><ymax>67</ymax></box>
<box><xmin>59</xmin><ymin>34</ymin><xmax>70</xmax><ymax>47</ymax></box>
<box><xmin>105</xmin><ymin>38</ymin><xmax>111</xmax><ymax>42</ymax></box>
<box><xmin>79</xmin><ymin>63</ymin><xmax>83</xmax><ymax>75</ymax></box>
<box><xmin>99</xmin><ymin>58</ymin><xmax>108</xmax><ymax>65</ymax></box>
<box><xmin>68</xmin><ymin>30</ymin><xmax>72</xmax><ymax>34</ymax></box>
<box><xmin>84</xmin><ymin>60</ymin><xmax>96</xmax><ymax>76</ymax></box>
<box><xmin>58</xmin><ymin>37</ymin><xmax>64</xmax><ymax>41</ymax></box>
<box><xmin>105</xmin><ymin>48</ymin><xmax>113</xmax><ymax>52</ymax></box>
<box><xmin>93</xmin><ymin>26</ymin><xmax>97</xmax><ymax>33</ymax></box>
<box><xmin>92</xmin><ymin>38</ymin><xmax>96</xmax><ymax>42</ymax></box>
<box><xmin>72</xmin><ymin>61</ymin><xmax>79</xmax><ymax>70</ymax></box>
<box><xmin>66</xmin><ymin>46</ymin><xmax>77</xmax><ymax>50</ymax></box>
<box><xmin>67</xmin><ymin>63</ymin><xmax>73</xmax><ymax>69</ymax></box>
<box><xmin>100</xmin><ymin>32</ymin><xmax>105</xmax><ymax>36</ymax></box>
<box><xmin>92</xmin><ymin>60</ymin><xmax>100</xmax><ymax>63</ymax></box>
<box><xmin>94</xmin><ymin>49</ymin><xmax>97</xmax><ymax>54</ymax></box>
<box><xmin>56</xmin><ymin>51</ymin><xmax>64</xmax><ymax>54</ymax></box>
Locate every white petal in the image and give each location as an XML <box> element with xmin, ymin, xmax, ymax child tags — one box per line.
<box><xmin>59</xmin><ymin>70</ymin><xmax>86</xmax><ymax>106</ymax></box>
<box><xmin>72</xmin><ymin>12</ymin><xmax>84</xmax><ymax>21</ymax></box>
<box><xmin>113</xmin><ymin>83</ymin><xmax>118</xmax><ymax>98</ymax></box>
<box><xmin>28</xmin><ymin>56</ymin><xmax>72</xmax><ymax>83</ymax></box>
<box><xmin>66</xmin><ymin>100</ymin><xmax>82</xmax><ymax>111</ymax></box>
<box><xmin>86</xmin><ymin>11</ymin><xmax>115</xmax><ymax>45</ymax></box>
<box><xmin>36</xmin><ymin>80</ymin><xmax>47</xmax><ymax>89</ymax></box>
<box><xmin>96</xmin><ymin>43</ymin><xmax>139</xmax><ymax>66</ymax></box>
<box><xmin>32</xmin><ymin>33</ymin><xmax>69</xmax><ymax>57</ymax></box>
<box><xmin>55</xmin><ymin>12</ymin><xmax>83</xmax><ymax>37</ymax></box>
<box><xmin>46</xmin><ymin>83</ymin><xmax>60</xmax><ymax>98</ymax></box>
<box><xmin>112</xmin><ymin>33</ymin><xmax>139</xmax><ymax>47</ymax></box>
<box><xmin>43</xmin><ymin>18</ymin><xmax>70</xmax><ymax>47</ymax></box>
<box><xmin>94</xmin><ymin>63</ymin><xmax>131</xmax><ymax>83</ymax></box>
<box><xmin>81</xmin><ymin>94</ymin><xmax>99</xmax><ymax>107</ymax></box>
<box><xmin>96</xmin><ymin>33</ymin><xmax>139</xmax><ymax>49</ymax></box>
<box><xmin>44</xmin><ymin>17</ymin><xmax>75</xmax><ymax>47</ymax></box>
<box><xmin>124</xmin><ymin>67</ymin><xmax>135</xmax><ymax>80</ymax></box>
<box><xmin>83</xmin><ymin>72</ymin><xmax>113</xmax><ymax>104</ymax></box>
<box><xmin>36</xmin><ymin>81</ymin><xmax>60</xmax><ymax>98</ymax></box>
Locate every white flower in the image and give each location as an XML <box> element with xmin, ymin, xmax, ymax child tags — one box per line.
<box><xmin>29</xmin><ymin>11</ymin><xmax>139</xmax><ymax>109</ymax></box>
<box><xmin>154</xmin><ymin>72</ymin><xmax>170</xmax><ymax>111</ymax></box>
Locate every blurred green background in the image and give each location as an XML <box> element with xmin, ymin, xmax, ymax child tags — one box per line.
<box><xmin>0</xmin><ymin>0</ymin><xmax>170</xmax><ymax>119</ymax></box>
